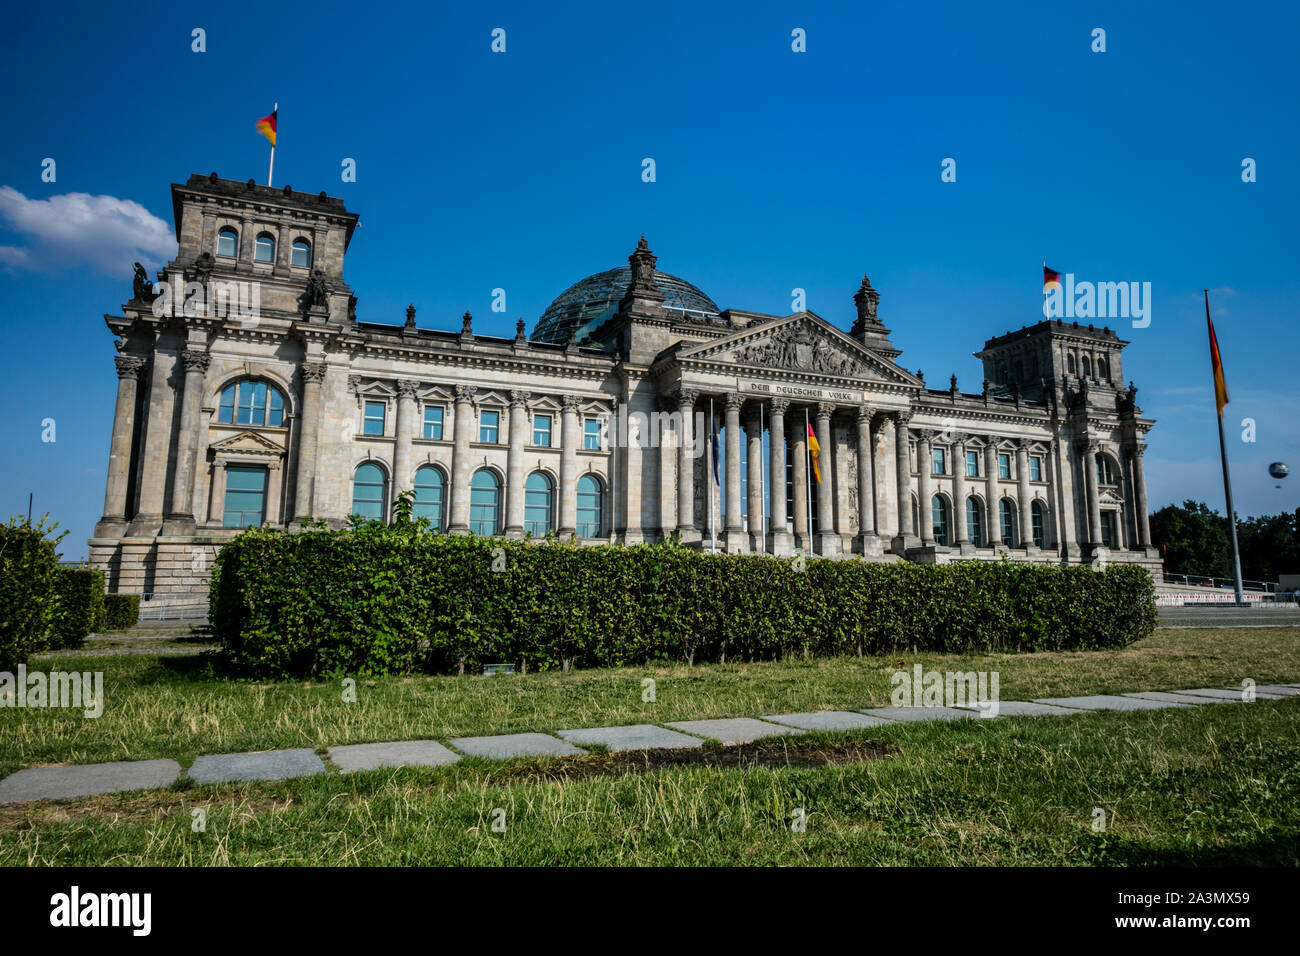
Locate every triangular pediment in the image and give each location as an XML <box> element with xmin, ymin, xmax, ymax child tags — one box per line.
<box><xmin>676</xmin><ymin>313</ymin><xmax>920</xmax><ymax>386</ymax></box>
<box><xmin>1099</xmin><ymin>487</ymin><xmax>1125</xmax><ymax>505</ymax></box>
<box><xmin>210</xmin><ymin>430</ymin><xmax>285</xmax><ymax>455</ymax></box>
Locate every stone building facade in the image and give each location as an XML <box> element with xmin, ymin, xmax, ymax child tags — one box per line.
<box><xmin>90</xmin><ymin>174</ymin><xmax>1159</xmax><ymax>597</ymax></box>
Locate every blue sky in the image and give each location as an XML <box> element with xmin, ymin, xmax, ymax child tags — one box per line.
<box><xmin>1</xmin><ymin>0</ymin><xmax>1297</xmax><ymax>558</ymax></box>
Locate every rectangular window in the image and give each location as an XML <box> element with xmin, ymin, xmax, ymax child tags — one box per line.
<box><xmin>532</xmin><ymin>413</ymin><xmax>552</xmax><ymax>447</ymax></box>
<box><xmin>363</xmin><ymin>400</ymin><xmax>386</xmax><ymax>436</ymax></box>
<box><xmin>422</xmin><ymin>405</ymin><xmax>444</xmax><ymax>440</ymax></box>
<box><xmin>583</xmin><ymin>417</ymin><xmax>602</xmax><ymax>450</ymax></box>
<box><xmin>1029</xmin><ymin>456</ymin><xmax>1043</xmax><ymax>481</ymax></box>
<box><xmin>931</xmin><ymin>448</ymin><xmax>946</xmax><ymax>476</ymax></box>
<box><xmin>1100</xmin><ymin>511</ymin><xmax>1118</xmax><ymax>549</ymax></box>
<box><xmin>998</xmin><ymin>453</ymin><xmax>1011</xmax><ymax>480</ymax></box>
<box><xmin>966</xmin><ymin>450</ymin><xmax>979</xmax><ymax>478</ymax></box>
<box><xmin>222</xmin><ymin>466</ymin><xmax>267</xmax><ymax>528</ymax></box>
<box><xmin>478</xmin><ymin>409</ymin><xmax>500</xmax><ymax>444</ymax></box>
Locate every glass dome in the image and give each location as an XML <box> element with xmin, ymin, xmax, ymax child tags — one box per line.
<box><xmin>532</xmin><ymin>267</ymin><xmax>721</xmax><ymax>345</ymax></box>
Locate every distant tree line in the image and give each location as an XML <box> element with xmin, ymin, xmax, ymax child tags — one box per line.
<box><xmin>1150</xmin><ymin>500</ymin><xmax>1300</xmax><ymax>583</ymax></box>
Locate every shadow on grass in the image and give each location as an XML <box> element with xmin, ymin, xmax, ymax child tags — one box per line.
<box><xmin>1082</xmin><ymin>830</ymin><xmax>1300</xmax><ymax>866</ymax></box>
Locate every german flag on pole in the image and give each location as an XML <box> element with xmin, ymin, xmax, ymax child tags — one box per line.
<box><xmin>256</xmin><ymin>109</ymin><xmax>277</xmax><ymax>147</ymax></box>
<box><xmin>807</xmin><ymin>422</ymin><xmax>822</xmax><ymax>485</ymax></box>
<box><xmin>1043</xmin><ymin>264</ymin><xmax>1062</xmax><ymax>291</ymax></box>
<box><xmin>1206</xmin><ymin>293</ymin><xmax>1229</xmax><ymax>417</ymax></box>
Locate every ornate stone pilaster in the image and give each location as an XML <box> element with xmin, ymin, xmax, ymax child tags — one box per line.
<box><xmin>558</xmin><ymin>394</ymin><xmax>580</xmax><ymax>538</ymax></box>
<box><xmin>293</xmin><ymin>361</ymin><xmax>328</xmax><ymax>521</ymax></box>
<box><xmin>768</xmin><ymin>398</ymin><xmax>792</xmax><ymax>555</ymax></box>
<box><xmin>448</xmin><ymin>384</ymin><xmax>477</xmax><ymax>533</ymax></box>
<box><xmin>505</xmin><ymin>389</ymin><xmax>530</xmax><ymax>537</ymax></box>
<box><xmin>815</xmin><ymin>403</ymin><xmax>839</xmax><ymax>557</ymax></box>
<box><xmin>96</xmin><ymin>354</ymin><xmax>148</xmax><ymax>536</ymax></box>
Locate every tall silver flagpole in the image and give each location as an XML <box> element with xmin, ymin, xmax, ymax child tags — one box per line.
<box><xmin>805</xmin><ymin>407</ymin><xmax>813</xmax><ymax>550</ymax></box>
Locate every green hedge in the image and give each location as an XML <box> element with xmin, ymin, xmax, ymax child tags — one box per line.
<box><xmin>101</xmin><ymin>593</ymin><xmax>141</xmax><ymax>631</ymax></box>
<box><xmin>210</xmin><ymin>523</ymin><xmax>1158</xmax><ymax>680</ymax></box>
<box><xmin>0</xmin><ymin>518</ymin><xmax>64</xmax><ymax>670</ymax></box>
<box><xmin>47</xmin><ymin>566</ymin><xmax>106</xmax><ymax>650</ymax></box>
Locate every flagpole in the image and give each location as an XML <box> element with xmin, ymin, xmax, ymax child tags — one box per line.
<box><xmin>805</xmin><ymin>408</ymin><xmax>813</xmax><ymax>552</ymax></box>
<box><xmin>759</xmin><ymin>402</ymin><xmax>766</xmax><ymax>555</ymax></box>
<box><xmin>1205</xmin><ymin>290</ymin><xmax>1246</xmax><ymax>605</ymax></box>
<box><xmin>267</xmin><ymin>102</ymin><xmax>278</xmax><ymax>187</ymax></box>
<box><xmin>709</xmin><ymin>398</ymin><xmax>717</xmax><ymax>554</ymax></box>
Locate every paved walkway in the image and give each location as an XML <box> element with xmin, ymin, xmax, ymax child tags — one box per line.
<box><xmin>1</xmin><ymin>684</ymin><xmax>1296</xmax><ymax>804</ymax></box>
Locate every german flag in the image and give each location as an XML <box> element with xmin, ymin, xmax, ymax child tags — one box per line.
<box><xmin>256</xmin><ymin>109</ymin><xmax>277</xmax><ymax>147</ymax></box>
<box><xmin>1043</xmin><ymin>264</ymin><xmax>1062</xmax><ymax>291</ymax></box>
<box><xmin>1206</xmin><ymin>298</ymin><xmax>1229</xmax><ymax>417</ymax></box>
<box><xmin>807</xmin><ymin>422</ymin><xmax>822</xmax><ymax>485</ymax></box>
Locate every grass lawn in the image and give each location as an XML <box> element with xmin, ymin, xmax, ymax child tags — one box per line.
<box><xmin>0</xmin><ymin>625</ymin><xmax>1297</xmax><ymax>865</ymax></box>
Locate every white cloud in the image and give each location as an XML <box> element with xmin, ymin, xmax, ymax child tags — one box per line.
<box><xmin>0</xmin><ymin>185</ymin><xmax>176</xmax><ymax>276</ymax></box>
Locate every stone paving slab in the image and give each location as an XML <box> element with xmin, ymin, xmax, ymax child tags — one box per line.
<box><xmin>1125</xmin><ymin>691</ymin><xmax>1237</xmax><ymax>705</ymax></box>
<box><xmin>1254</xmin><ymin>685</ymin><xmax>1300</xmax><ymax>697</ymax></box>
<box><xmin>761</xmin><ymin>711</ymin><xmax>895</xmax><ymax>730</ymax></box>
<box><xmin>327</xmin><ymin>740</ymin><xmax>461</xmax><ymax>773</ymax></box>
<box><xmin>859</xmin><ymin>706</ymin><xmax>977</xmax><ymax>722</ymax></box>
<box><xmin>665</xmin><ymin>718</ymin><xmax>802</xmax><ymax>744</ymax></box>
<box><xmin>954</xmin><ymin>700</ymin><xmax>1083</xmax><ymax>717</ymax></box>
<box><xmin>1034</xmin><ymin>695</ymin><xmax>1192</xmax><ymax>711</ymax></box>
<box><xmin>0</xmin><ymin>759</ymin><xmax>181</xmax><ymax>804</ymax></box>
<box><xmin>1173</xmin><ymin>687</ymin><xmax>1285</xmax><ymax>701</ymax></box>
<box><xmin>448</xmin><ymin>732</ymin><xmax>585</xmax><ymax>759</ymax></box>
<box><xmin>187</xmin><ymin>748</ymin><xmax>325</xmax><ymax>784</ymax></box>
<box><xmin>557</xmin><ymin>724</ymin><xmax>703</xmax><ymax>752</ymax></box>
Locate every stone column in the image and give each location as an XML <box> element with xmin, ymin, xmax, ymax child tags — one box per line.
<box><xmin>814</xmin><ymin>403</ymin><xmax>839</xmax><ymax>556</ymax></box>
<box><xmin>658</xmin><ymin>396</ymin><xmax>677</xmax><ymax>540</ymax></box>
<box><xmin>791</xmin><ymin>410</ymin><xmax>810</xmax><ymax>552</ymax></box>
<box><xmin>208</xmin><ymin>459</ymin><xmax>227</xmax><ymax>524</ymax></box>
<box><xmin>675</xmin><ymin>390</ymin><xmax>699</xmax><ymax>543</ymax></box>
<box><xmin>126</xmin><ymin>348</ymin><xmax>175</xmax><ymax>536</ymax></box>
<box><xmin>916</xmin><ymin>430</ymin><xmax>934</xmax><ymax>546</ymax></box>
<box><xmin>622</xmin><ymin>379</ymin><xmax>645</xmax><ymax>545</ymax></box>
<box><xmin>723</xmin><ymin>393</ymin><xmax>746</xmax><ymax>552</ymax></box>
<box><xmin>265</xmin><ymin>461</ymin><xmax>284</xmax><ymax>526</ymax></box>
<box><xmin>984</xmin><ymin>441</ymin><xmax>1001</xmax><ymax>550</ymax></box>
<box><xmin>890</xmin><ymin>411</ymin><xmax>914</xmax><ymax>554</ymax></box>
<box><xmin>1131</xmin><ymin>444</ymin><xmax>1151</xmax><ymax>548</ymax></box>
<box><xmin>1079</xmin><ymin>438</ymin><xmax>1102</xmax><ymax>552</ymax></box>
<box><xmin>96</xmin><ymin>354</ymin><xmax>147</xmax><ymax>535</ymax></box>
<box><xmin>293</xmin><ymin>362</ymin><xmax>327</xmax><ymax>521</ymax></box>
<box><xmin>448</xmin><ymin>385</ymin><xmax>477</xmax><ymax>533</ymax></box>
<box><xmin>504</xmin><ymin>389</ymin><xmax>530</xmax><ymax>537</ymax></box>
<box><xmin>393</xmin><ymin>379</ymin><xmax>418</xmax><ymax>498</ymax></box>
<box><xmin>768</xmin><ymin>399</ymin><xmax>791</xmax><ymax>555</ymax></box>
<box><xmin>854</xmin><ymin>406</ymin><xmax>881</xmax><ymax>555</ymax></box>
<box><xmin>746</xmin><ymin>404</ymin><xmax>764</xmax><ymax>551</ymax></box>
<box><xmin>952</xmin><ymin>436</ymin><xmax>971</xmax><ymax>552</ymax></box>
<box><xmin>1016</xmin><ymin>440</ymin><xmax>1037</xmax><ymax>553</ymax></box>
<box><xmin>558</xmin><ymin>394</ymin><xmax>580</xmax><ymax>538</ymax></box>
<box><xmin>163</xmin><ymin>348</ymin><xmax>211</xmax><ymax>534</ymax></box>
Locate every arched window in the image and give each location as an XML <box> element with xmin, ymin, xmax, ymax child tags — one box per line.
<box><xmin>1031</xmin><ymin>499</ymin><xmax>1047</xmax><ymax>548</ymax></box>
<box><xmin>999</xmin><ymin>498</ymin><xmax>1017</xmax><ymax>547</ymax></box>
<box><xmin>291</xmin><ymin>238</ymin><xmax>311</xmax><ymax>268</ymax></box>
<box><xmin>966</xmin><ymin>497</ymin><xmax>984</xmax><ymax>547</ymax></box>
<box><xmin>1098</xmin><ymin>357</ymin><xmax>1109</xmax><ymax>381</ymax></box>
<box><xmin>1067</xmin><ymin>353</ymin><xmax>1076</xmax><ymax>375</ymax></box>
<box><xmin>524</xmin><ymin>471</ymin><xmax>554</xmax><ymax>537</ymax></box>
<box><xmin>254</xmin><ymin>232</ymin><xmax>276</xmax><ymax>263</ymax></box>
<box><xmin>413</xmin><ymin>465</ymin><xmax>444</xmax><ymax>530</ymax></box>
<box><xmin>931</xmin><ymin>495</ymin><xmax>950</xmax><ymax>547</ymax></box>
<box><xmin>218</xmin><ymin>379</ymin><xmax>286</xmax><ymax>427</ymax></box>
<box><xmin>1081</xmin><ymin>355</ymin><xmax>1092</xmax><ymax>378</ymax></box>
<box><xmin>1095</xmin><ymin>454</ymin><xmax>1118</xmax><ymax>486</ymax></box>
<box><xmin>576</xmin><ymin>474</ymin><xmax>603</xmax><ymax>537</ymax></box>
<box><xmin>469</xmin><ymin>469</ymin><xmax>501</xmax><ymax>535</ymax></box>
<box><xmin>351</xmin><ymin>463</ymin><xmax>387</xmax><ymax>522</ymax></box>
<box><xmin>217</xmin><ymin>226</ymin><xmax>238</xmax><ymax>258</ymax></box>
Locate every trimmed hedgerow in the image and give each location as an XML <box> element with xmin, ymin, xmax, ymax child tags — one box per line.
<box><xmin>47</xmin><ymin>566</ymin><xmax>106</xmax><ymax>650</ymax></box>
<box><xmin>101</xmin><ymin>594</ymin><xmax>141</xmax><ymax>631</ymax></box>
<box><xmin>210</xmin><ymin>522</ymin><xmax>1158</xmax><ymax>680</ymax></box>
<box><xmin>0</xmin><ymin>517</ymin><xmax>64</xmax><ymax>670</ymax></box>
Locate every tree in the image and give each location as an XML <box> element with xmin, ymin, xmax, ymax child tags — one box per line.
<box><xmin>1149</xmin><ymin>500</ymin><xmax>1230</xmax><ymax>579</ymax></box>
<box><xmin>1237</xmin><ymin>509</ymin><xmax>1300</xmax><ymax>583</ymax></box>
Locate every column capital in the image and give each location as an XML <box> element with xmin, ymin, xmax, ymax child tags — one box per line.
<box><xmin>181</xmin><ymin>349</ymin><xmax>210</xmax><ymax>374</ymax></box>
<box><xmin>815</xmin><ymin>401</ymin><xmax>836</xmax><ymax>420</ymax></box>
<box><xmin>675</xmin><ymin>387</ymin><xmax>699</xmax><ymax>407</ymax></box>
<box><xmin>301</xmin><ymin>361</ymin><xmax>328</xmax><ymax>384</ymax></box>
<box><xmin>856</xmin><ymin>404</ymin><xmax>874</xmax><ymax>423</ymax></box>
<box><xmin>769</xmin><ymin>397</ymin><xmax>790</xmax><ymax>415</ymax></box>
<box><xmin>454</xmin><ymin>384</ymin><xmax>478</xmax><ymax>403</ymax></box>
<box><xmin>508</xmin><ymin>389</ymin><xmax>531</xmax><ymax>408</ymax></box>
<box><xmin>114</xmin><ymin>354</ymin><xmax>147</xmax><ymax>379</ymax></box>
<box><xmin>561</xmin><ymin>393</ymin><xmax>582</xmax><ymax>412</ymax></box>
<box><xmin>724</xmin><ymin>392</ymin><xmax>745</xmax><ymax>411</ymax></box>
<box><xmin>894</xmin><ymin>409</ymin><xmax>913</xmax><ymax>426</ymax></box>
<box><xmin>396</xmin><ymin>379</ymin><xmax>420</xmax><ymax>400</ymax></box>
